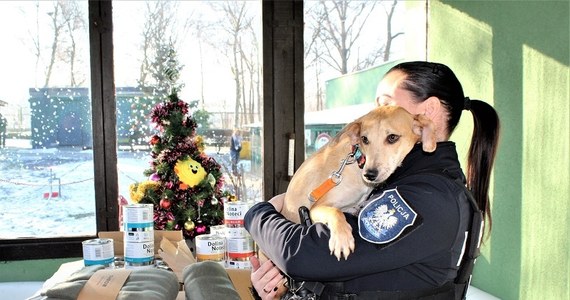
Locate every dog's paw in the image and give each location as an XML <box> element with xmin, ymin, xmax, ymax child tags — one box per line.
<box><xmin>328</xmin><ymin>221</ymin><xmax>355</xmax><ymax>261</ymax></box>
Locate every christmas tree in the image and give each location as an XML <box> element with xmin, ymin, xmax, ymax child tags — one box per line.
<box><xmin>129</xmin><ymin>91</ymin><xmax>229</xmax><ymax>238</ymax></box>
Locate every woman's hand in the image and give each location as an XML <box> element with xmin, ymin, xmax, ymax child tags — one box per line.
<box><xmin>268</xmin><ymin>193</ymin><xmax>285</xmax><ymax>212</ymax></box>
<box><xmin>250</xmin><ymin>256</ymin><xmax>286</xmax><ymax>300</ymax></box>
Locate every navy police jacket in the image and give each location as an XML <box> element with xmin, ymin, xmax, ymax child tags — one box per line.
<box><xmin>244</xmin><ymin>142</ymin><xmax>473</xmax><ymax>293</ymax></box>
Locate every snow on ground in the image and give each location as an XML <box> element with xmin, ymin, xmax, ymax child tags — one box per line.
<box><xmin>0</xmin><ymin>139</ymin><xmax>260</xmax><ymax>239</ymax></box>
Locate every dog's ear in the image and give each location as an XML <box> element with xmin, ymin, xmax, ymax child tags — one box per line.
<box><xmin>413</xmin><ymin>114</ymin><xmax>436</xmax><ymax>152</ymax></box>
<box><xmin>344</xmin><ymin>121</ymin><xmax>362</xmax><ymax>145</ymax></box>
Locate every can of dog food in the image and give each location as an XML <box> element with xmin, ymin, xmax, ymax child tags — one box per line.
<box><xmin>224</xmin><ymin>201</ymin><xmax>249</xmax><ymax>227</ymax></box>
<box><xmin>124</xmin><ymin>240</ymin><xmax>155</xmax><ymax>268</ymax></box>
<box><xmin>224</xmin><ymin>201</ymin><xmax>250</xmax><ymax>237</ymax></box>
<box><xmin>226</xmin><ymin>236</ymin><xmax>254</xmax><ymax>265</ymax></box>
<box><xmin>123</xmin><ymin>204</ymin><xmax>154</xmax><ymax>242</ymax></box>
<box><xmin>123</xmin><ymin>204</ymin><xmax>154</xmax><ymax>268</ymax></box>
<box><xmin>82</xmin><ymin>238</ymin><xmax>114</xmax><ymax>268</ymax></box>
<box><xmin>196</xmin><ymin>234</ymin><xmax>226</xmax><ymax>265</ymax></box>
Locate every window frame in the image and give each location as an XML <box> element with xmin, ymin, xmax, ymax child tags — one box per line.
<box><xmin>0</xmin><ymin>0</ymin><xmax>303</xmax><ymax>261</ymax></box>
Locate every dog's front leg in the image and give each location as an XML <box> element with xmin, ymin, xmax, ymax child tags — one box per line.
<box><xmin>310</xmin><ymin>205</ymin><xmax>355</xmax><ymax>260</ymax></box>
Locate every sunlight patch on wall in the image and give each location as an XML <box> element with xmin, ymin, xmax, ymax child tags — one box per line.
<box><xmin>521</xmin><ymin>44</ymin><xmax>569</xmax><ymax>300</ymax></box>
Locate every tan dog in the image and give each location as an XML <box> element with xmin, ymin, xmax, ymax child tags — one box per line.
<box><xmin>281</xmin><ymin>105</ymin><xmax>436</xmax><ymax>260</ymax></box>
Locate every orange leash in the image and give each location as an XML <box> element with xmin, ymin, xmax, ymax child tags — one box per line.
<box><xmin>309</xmin><ymin>177</ymin><xmax>338</xmax><ymax>202</ymax></box>
<box><xmin>308</xmin><ymin>144</ymin><xmax>364</xmax><ymax>203</ymax></box>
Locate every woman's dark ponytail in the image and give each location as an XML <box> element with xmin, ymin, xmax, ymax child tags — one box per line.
<box><xmin>465</xmin><ymin>99</ymin><xmax>500</xmax><ymax>238</ymax></box>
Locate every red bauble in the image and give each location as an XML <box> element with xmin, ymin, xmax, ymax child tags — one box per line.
<box><xmin>160</xmin><ymin>198</ymin><xmax>171</xmax><ymax>209</ymax></box>
<box><xmin>149</xmin><ymin>135</ymin><xmax>161</xmax><ymax>145</ymax></box>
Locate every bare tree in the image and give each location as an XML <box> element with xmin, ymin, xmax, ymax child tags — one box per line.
<box><xmin>304</xmin><ymin>3</ymin><xmax>327</xmax><ymax>111</ymax></box>
<box><xmin>44</xmin><ymin>1</ymin><xmax>65</xmax><ymax>87</ymax></box>
<box><xmin>305</xmin><ymin>0</ymin><xmax>403</xmax><ymax>75</ymax></box>
<box><xmin>237</xmin><ymin>22</ymin><xmax>261</xmax><ymax>125</ymax></box>
<box><xmin>26</xmin><ymin>1</ymin><xmax>87</xmax><ymax>88</ymax></box>
<box><xmin>60</xmin><ymin>1</ymin><xmax>86</xmax><ymax>87</ymax></box>
<box><xmin>138</xmin><ymin>1</ymin><xmax>178</xmax><ymax>89</ymax></box>
<box><xmin>353</xmin><ymin>0</ymin><xmax>403</xmax><ymax>66</ymax></box>
<box><xmin>305</xmin><ymin>36</ymin><xmax>326</xmax><ymax>111</ymax></box>
<box><xmin>207</xmin><ymin>1</ymin><xmax>256</xmax><ymax>128</ymax></box>
<box><xmin>304</xmin><ymin>0</ymin><xmax>403</xmax><ymax>111</ymax></box>
<box><xmin>28</xmin><ymin>2</ymin><xmax>42</xmax><ymax>87</ymax></box>
<box><xmin>310</xmin><ymin>0</ymin><xmax>376</xmax><ymax>74</ymax></box>
<box><xmin>126</xmin><ymin>1</ymin><xmax>181</xmax><ymax>148</ymax></box>
<box><xmin>382</xmin><ymin>0</ymin><xmax>403</xmax><ymax>62</ymax></box>
<box><xmin>225</xmin><ymin>1</ymin><xmax>250</xmax><ymax>128</ymax></box>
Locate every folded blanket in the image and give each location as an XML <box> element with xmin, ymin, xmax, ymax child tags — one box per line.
<box><xmin>42</xmin><ymin>265</ymin><xmax>179</xmax><ymax>300</ymax></box>
<box><xmin>183</xmin><ymin>261</ymin><xmax>240</xmax><ymax>300</ymax></box>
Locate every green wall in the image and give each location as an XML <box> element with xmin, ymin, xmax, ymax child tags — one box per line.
<box><xmin>431</xmin><ymin>1</ymin><xmax>569</xmax><ymax>299</ymax></box>
<box><xmin>0</xmin><ymin>258</ymin><xmax>80</xmax><ymax>282</ymax></box>
<box><xmin>325</xmin><ymin>60</ymin><xmax>402</xmax><ymax>108</ymax></box>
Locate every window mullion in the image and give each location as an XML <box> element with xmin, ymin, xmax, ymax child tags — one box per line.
<box><xmin>89</xmin><ymin>0</ymin><xmax>119</xmax><ymax>232</ymax></box>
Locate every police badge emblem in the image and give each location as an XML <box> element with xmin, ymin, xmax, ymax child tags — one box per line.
<box><xmin>358</xmin><ymin>188</ymin><xmax>418</xmax><ymax>244</ymax></box>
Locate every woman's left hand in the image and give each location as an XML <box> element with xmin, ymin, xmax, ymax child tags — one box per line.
<box><xmin>250</xmin><ymin>255</ymin><xmax>286</xmax><ymax>300</ymax></box>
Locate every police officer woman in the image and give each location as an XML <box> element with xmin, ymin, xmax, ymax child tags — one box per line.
<box><xmin>245</xmin><ymin>61</ymin><xmax>501</xmax><ymax>300</ymax></box>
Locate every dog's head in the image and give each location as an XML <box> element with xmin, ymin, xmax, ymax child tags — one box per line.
<box><xmin>343</xmin><ymin>106</ymin><xmax>436</xmax><ymax>185</ymax></box>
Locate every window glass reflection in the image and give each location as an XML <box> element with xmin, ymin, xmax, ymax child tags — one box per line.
<box><xmin>0</xmin><ymin>1</ymin><xmax>95</xmax><ymax>239</ymax></box>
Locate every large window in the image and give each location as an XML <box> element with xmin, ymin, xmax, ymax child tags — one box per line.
<box><xmin>0</xmin><ymin>1</ymin><xmax>96</xmax><ymax>239</ymax></box>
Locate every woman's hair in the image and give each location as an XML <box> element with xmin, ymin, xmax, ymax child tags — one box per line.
<box><xmin>388</xmin><ymin>61</ymin><xmax>500</xmax><ymax>237</ymax></box>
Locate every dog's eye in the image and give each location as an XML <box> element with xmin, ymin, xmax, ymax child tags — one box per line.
<box><xmin>361</xmin><ymin>136</ymin><xmax>369</xmax><ymax>145</ymax></box>
<box><xmin>387</xmin><ymin>134</ymin><xmax>400</xmax><ymax>144</ymax></box>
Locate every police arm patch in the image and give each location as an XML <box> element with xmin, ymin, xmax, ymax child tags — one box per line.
<box><xmin>358</xmin><ymin>188</ymin><xmax>418</xmax><ymax>244</ymax></box>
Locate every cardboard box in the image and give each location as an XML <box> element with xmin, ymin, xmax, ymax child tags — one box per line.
<box><xmin>226</xmin><ymin>268</ymin><xmax>255</xmax><ymax>300</ymax></box>
<box><xmin>98</xmin><ymin>230</ymin><xmax>190</xmax><ymax>256</ymax></box>
<box><xmin>98</xmin><ymin>230</ymin><xmax>196</xmax><ymax>282</ymax></box>
<box><xmin>98</xmin><ymin>231</ymin><xmax>195</xmax><ymax>300</ymax></box>
<box><xmin>98</xmin><ymin>230</ymin><xmax>255</xmax><ymax>300</ymax></box>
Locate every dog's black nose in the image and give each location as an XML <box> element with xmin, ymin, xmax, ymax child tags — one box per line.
<box><xmin>364</xmin><ymin>169</ymin><xmax>378</xmax><ymax>181</ymax></box>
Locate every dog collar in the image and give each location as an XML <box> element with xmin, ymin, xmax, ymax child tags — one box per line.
<box><xmin>352</xmin><ymin>144</ymin><xmax>366</xmax><ymax>169</ymax></box>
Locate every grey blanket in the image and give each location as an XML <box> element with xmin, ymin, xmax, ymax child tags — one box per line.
<box><xmin>183</xmin><ymin>261</ymin><xmax>240</xmax><ymax>300</ymax></box>
<box><xmin>41</xmin><ymin>265</ymin><xmax>179</xmax><ymax>300</ymax></box>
